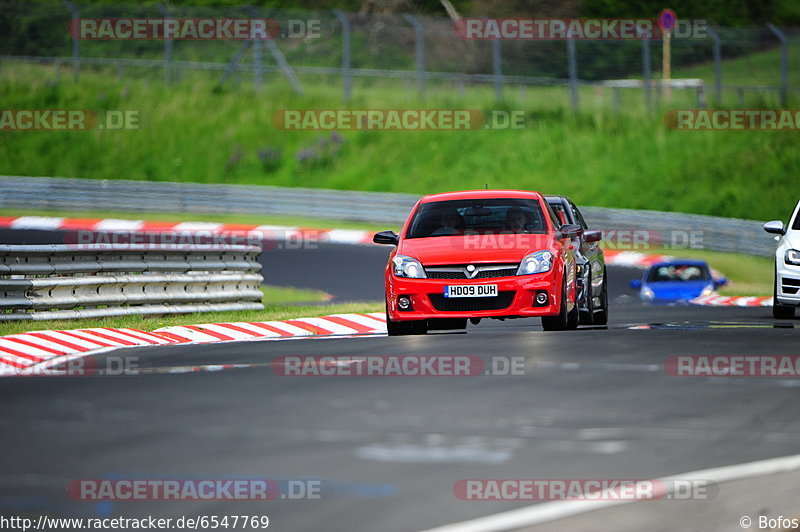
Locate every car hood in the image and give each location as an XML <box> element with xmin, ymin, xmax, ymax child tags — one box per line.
<box><xmin>399</xmin><ymin>234</ymin><xmax>554</xmax><ymax>266</ymax></box>
<box><xmin>784</xmin><ymin>230</ymin><xmax>800</xmax><ymax>249</ymax></box>
<box><xmin>646</xmin><ymin>281</ymin><xmax>713</xmax><ymax>301</ymax></box>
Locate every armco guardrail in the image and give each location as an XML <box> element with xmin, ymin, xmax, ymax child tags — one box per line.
<box><xmin>0</xmin><ymin>175</ymin><xmax>418</xmax><ymax>225</ymax></box>
<box><xmin>0</xmin><ymin>244</ymin><xmax>264</xmax><ymax>321</ymax></box>
<box><xmin>579</xmin><ymin>206</ymin><xmax>775</xmax><ymax>257</ymax></box>
<box><xmin>0</xmin><ymin>176</ymin><xmax>778</xmax><ymax>257</ymax></box>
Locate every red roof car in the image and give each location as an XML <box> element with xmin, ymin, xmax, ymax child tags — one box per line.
<box><xmin>373</xmin><ymin>190</ymin><xmax>582</xmax><ymax>335</ymax></box>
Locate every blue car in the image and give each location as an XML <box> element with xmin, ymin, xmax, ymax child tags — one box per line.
<box><xmin>629</xmin><ymin>259</ymin><xmax>727</xmax><ymax>302</ymax></box>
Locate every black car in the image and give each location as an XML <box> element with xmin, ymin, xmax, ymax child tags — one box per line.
<box><xmin>546</xmin><ymin>195</ymin><xmax>608</xmax><ymax>325</ymax></box>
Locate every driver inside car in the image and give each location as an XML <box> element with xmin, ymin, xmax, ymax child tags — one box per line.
<box><xmin>431</xmin><ymin>208</ymin><xmax>465</xmax><ymax>236</ymax></box>
<box><xmin>504</xmin><ymin>207</ymin><xmax>529</xmax><ymax>233</ymax></box>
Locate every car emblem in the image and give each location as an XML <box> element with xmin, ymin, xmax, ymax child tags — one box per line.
<box><xmin>465</xmin><ymin>264</ymin><xmax>478</xmax><ymax>278</ymax></box>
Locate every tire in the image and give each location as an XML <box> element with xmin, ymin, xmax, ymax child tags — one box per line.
<box><xmin>773</xmin><ymin>273</ymin><xmax>795</xmax><ymax>320</ymax></box>
<box><xmin>579</xmin><ymin>270</ymin><xmax>594</xmax><ymax>325</ymax></box>
<box><xmin>386</xmin><ymin>306</ymin><xmax>429</xmax><ymax>336</ymax></box>
<box><xmin>542</xmin><ymin>279</ymin><xmax>569</xmax><ymax>331</ymax></box>
<box><xmin>593</xmin><ymin>268</ymin><xmax>609</xmax><ymax>326</ymax></box>
<box><xmin>566</xmin><ymin>282</ymin><xmax>579</xmax><ymax>330</ymax></box>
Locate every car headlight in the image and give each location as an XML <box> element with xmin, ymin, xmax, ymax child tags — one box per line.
<box><xmin>641</xmin><ymin>287</ymin><xmax>655</xmax><ymax>301</ymax></box>
<box><xmin>517</xmin><ymin>251</ymin><xmax>553</xmax><ymax>276</ymax></box>
<box><xmin>392</xmin><ymin>255</ymin><xmax>426</xmax><ymax>278</ymax></box>
<box><xmin>785</xmin><ymin>249</ymin><xmax>800</xmax><ymax>266</ymax></box>
<box><xmin>700</xmin><ymin>285</ymin><xmax>715</xmax><ymax>297</ymax></box>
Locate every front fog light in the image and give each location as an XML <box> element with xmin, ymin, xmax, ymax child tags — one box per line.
<box><xmin>398</xmin><ymin>296</ymin><xmax>412</xmax><ymax>310</ymax></box>
<box><xmin>534</xmin><ymin>291</ymin><xmax>549</xmax><ymax>306</ymax></box>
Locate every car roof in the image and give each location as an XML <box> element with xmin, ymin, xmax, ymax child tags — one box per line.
<box><xmin>544</xmin><ymin>195</ymin><xmax>570</xmax><ymax>203</ymax></box>
<box><xmin>419</xmin><ymin>190</ymin><xmax>543</xmax><ymax>203</ymax></box>
<box><xmin>648</xmin><ymin>259</ymin><xmax>709</xmax><ymax>269</ymax></box>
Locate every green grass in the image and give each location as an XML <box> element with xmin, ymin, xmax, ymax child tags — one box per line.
<box><xmin>1</xmin><ymin>57</ymin><xmax>799</xmax><ymax>222</ymax></box>
<box><xmin>673</xmin><ymin>44</ymin><xmax>799</xmax><ymax>87</ymax></box>
<box><xmin>259</xmin><ymin>285</ymin><xmax>331</xmax><ymax>304</ymax></box>
<box><xmin>643</xmin><ymin>247</ymin><xmax>773</xmax><ymax>296</ymax></box>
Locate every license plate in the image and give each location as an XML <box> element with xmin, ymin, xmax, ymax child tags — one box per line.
<box><xmin>444</xmin><ymin>284</ymin><xmax>498</xmax><ymax>298</ymax></box>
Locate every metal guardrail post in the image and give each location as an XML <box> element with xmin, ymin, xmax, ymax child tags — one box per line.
<box><xmin>332</xmin><ymin>9</ymin><xmax>352</xmax><ymax>103</ymax></box>
<box><xmin>252</xmin><ymin>36</ymin><xmax>264</xmax><ymax>91</ymax></box>
<box><xmin>264</xmin><ymin>41</ymin><xmax>303</xmax><ymax>94</ymax></box>
<box><xmin>492</xmin><ymin>38</ymin><xmax>503</xmax><ymax>101</ymax></box>
<box><xmin>63</xmin><ymin>0</ymin><xmax>80</xmax><ymax>81</ymax></box>
<box><xmin>220</xmin><ymin>41</ymin><xmax>253</xmax><ymax>87</ymax></box>
<box><xmin>403</xmin><ymin>14</ymin><xmax>425</xmax><ymax>99</ymax></box>
<box><xmin>243</xmin><ymin>6</ymin><xmax>264</xmax><ymax>91</ymax></box>
<box><xmin>157</xmin><ymin>4</ymin><xmax>174</xmax><ymax>85</ymax></box>
<box><xmin>705</xmin><ymin>25</ymin><xmax>723</xmax><ymax>105</ymax></box>
<box><xmin>642</xmin><ymin>37</ymin><xmax>651</xmax><ymax>111</ymax></box>
<box><xmin>766</xmin><ymin>23</ymin><xmax>788</xmax><ymax>107</ymax></box>
<box><xmin>567</xmin><ymin>38</ymin><xmax>579</xmax><ymax>111</ymax></box>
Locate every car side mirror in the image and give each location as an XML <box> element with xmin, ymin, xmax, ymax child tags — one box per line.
<box><xmin>714</xmin><ymin>277</ymin><xmax>728</xmax><ymax>287</ymax></box>
<box><xmin>763</xmin><ymin>220</ymin><xmax>785</xmax><ymax>236</ymax></box>
<box><xmin>373</xmin><ymin>231</ymin><xmax>399</xmax><ymax>246</ymax></box>
<box><xmin>560</xmin><ymin>224</ymin><xmax>583</xmax><ymax>238</ymax></box>
<box><xmin>584</xmin><ymin>230</ymin><xmax>602</xmax><ymax>243</ymax></box>
<box><xmin>629</xmin><ymin>279</ymin><xmax>642</xmax><ymax>289</ymax></box>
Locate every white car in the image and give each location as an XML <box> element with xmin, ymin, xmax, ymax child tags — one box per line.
<box><xmin>764</xmin><ymin>199</ymin><xmax>800</xmax><ymax>319</ymax></box>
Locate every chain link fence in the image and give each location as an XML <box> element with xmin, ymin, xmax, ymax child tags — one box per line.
<box><xmin>2</xmin><ymin>2</ymin><xmax>798</xmax><ymax>109</ymax></box>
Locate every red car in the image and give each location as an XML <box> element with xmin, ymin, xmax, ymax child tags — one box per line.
<box><xmin>373</xmin><ymin>190</ymin><xmax>581</xmax><ymax>335</ymax></box>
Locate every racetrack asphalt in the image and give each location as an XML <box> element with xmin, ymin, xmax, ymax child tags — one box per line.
<box><xmin>1</xmin><ymin>228</ymin><xmax>798</xmax><ymax>531</ymax></box>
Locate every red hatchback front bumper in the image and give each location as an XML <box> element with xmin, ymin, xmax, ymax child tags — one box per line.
<box><xmin>386</xmin><ymin>270</ymin><xmax>563</xmax><ymax>321</ymax></box>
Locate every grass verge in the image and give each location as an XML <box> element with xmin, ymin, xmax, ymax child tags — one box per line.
<box><xmin>1</xmin><ymin>55</ymin><xmax>799</xmax><ymax>221</ymax></box>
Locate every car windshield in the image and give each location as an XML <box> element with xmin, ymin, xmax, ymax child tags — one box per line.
<box><xmin>647</xmin><ymin>264</ymin><xmax>711</xmax><ymax>282</ymax></box>
<box><xmin>406</xmin><ymin>198</ymin><xmax>547</xmax><ymax>238</ymax></box>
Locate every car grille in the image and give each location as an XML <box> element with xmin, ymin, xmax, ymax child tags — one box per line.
<box><xmin>425</xmin><ymin>264</ymin><xmax>518</xmax><ymax>280</ymax></box>
<box><xmin>428</xmin><ymin>291</ymin><xmax>516</xmax><ymax>312</ymax></box>
<box><xmin>782</xmin><ymin>277</ymin><xmax>800</xmax><ymax>295</ymax></box>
